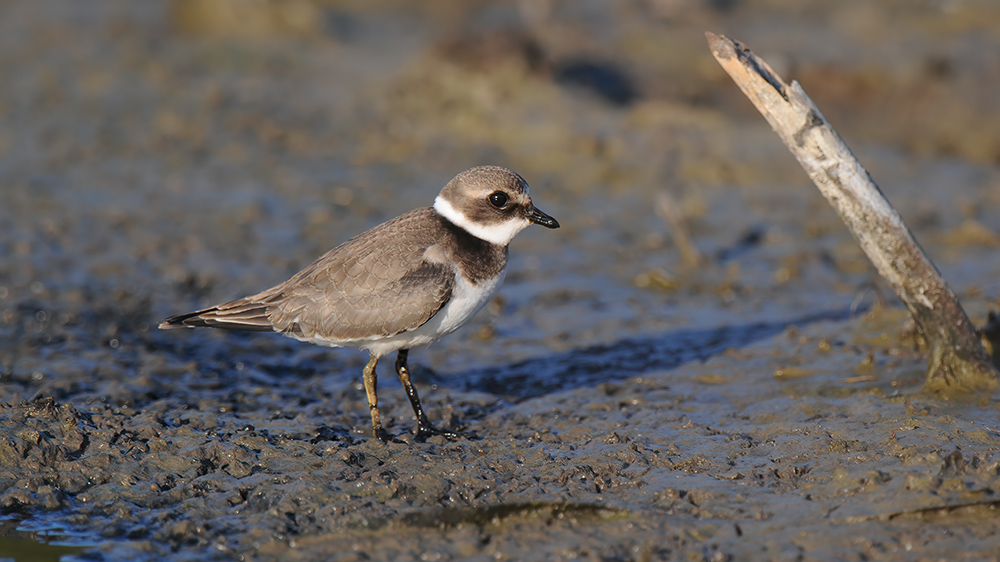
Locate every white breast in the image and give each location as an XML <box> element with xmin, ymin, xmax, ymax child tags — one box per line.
<box><xmin>359</xmin><ymin>265</ymin><xmax>507</xmax><ymax>358</ymax></box>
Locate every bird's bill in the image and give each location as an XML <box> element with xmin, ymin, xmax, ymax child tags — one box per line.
<box><xmin>527</xmin><ymin>205</ymin><xmax>560</xmax><ymax>229</ymax></box>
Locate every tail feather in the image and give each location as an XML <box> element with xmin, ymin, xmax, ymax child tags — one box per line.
<box><xmin>158</xmin><ymin>299</ymin><xmax>275</xmax><ymax>332</ymax></box>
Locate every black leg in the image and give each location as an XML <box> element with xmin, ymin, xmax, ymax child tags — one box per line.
<box><xmin>395</xmin><ymin>349</ymin><xmax>459</xmax><ymax>441</ymax></box>
<box><xmin>362</xmin><ymin>354</ymin><xmax>392</xmax><ymax>443</ymax></box>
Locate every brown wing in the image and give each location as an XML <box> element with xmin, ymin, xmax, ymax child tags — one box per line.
<box><xmin>159</xmin><ymin>208</ymin><xmax>455</xmax><ymax>341</ymax></box>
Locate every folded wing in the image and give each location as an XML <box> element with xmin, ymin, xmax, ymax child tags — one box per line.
<box><xmin>159</xmin><ymin>208</ymin><xmax>455</xmax><ymax>342</ymax></box>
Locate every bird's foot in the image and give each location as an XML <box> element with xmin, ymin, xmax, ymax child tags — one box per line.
<box><xmin>373</xmin><ymin>427</ymin><xmax>394</xmax><ymax>444</ymax></box>
<box><xmin>414</xmin><ymin>422</ymin><xmax>473</xmax><ymax>442</ymax></box>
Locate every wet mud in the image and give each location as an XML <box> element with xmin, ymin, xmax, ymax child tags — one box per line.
<box><xmin>3</xmin><ymin>1</ymin><xmax>1000</xmax><ymax>560</ymax></box>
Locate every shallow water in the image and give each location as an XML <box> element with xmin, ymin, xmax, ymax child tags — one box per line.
<box><xmin>0</xmin><ymin>512</ymin><xmax>92</xmax><ymax>562</ymax></box>
<box><xmin>2</xmin><ymin>1</ymin><xmax>1000</xmax><ymax>560</ymax></box>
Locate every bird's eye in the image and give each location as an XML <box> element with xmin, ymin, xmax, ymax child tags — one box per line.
<box><xmin>488</xmin><ymin>191</ymin><xmax>509</xmax><ymax>208</ymax></box>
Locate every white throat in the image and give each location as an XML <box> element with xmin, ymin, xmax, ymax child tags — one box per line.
<box><xmin>434</xmin><ymin>195</ymin><xmax>529</xmax><ymax>246</ymax></box>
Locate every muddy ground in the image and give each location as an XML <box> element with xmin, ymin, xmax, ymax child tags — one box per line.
<box><xmin>3</xmin><ymin>1</ymin><xmax>1000</xmax><ymax>560</ymax></box>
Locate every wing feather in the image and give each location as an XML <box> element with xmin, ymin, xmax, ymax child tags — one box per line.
<box><xmin>159</xmin><ymin>208</ymin><xmax>455</xmax><ymax>342</ymax></box>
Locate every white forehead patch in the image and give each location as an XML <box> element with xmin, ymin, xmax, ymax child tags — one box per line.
<box><xmin>434</xmin><ymin>195</ymin><xmax>530</xmax><ymax>246</ymax></box>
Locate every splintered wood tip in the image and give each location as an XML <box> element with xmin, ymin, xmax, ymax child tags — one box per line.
<box><xmin>705</xmin><ymin>32</ymin><xmax>734</xmax><ymax>59</ymax></box>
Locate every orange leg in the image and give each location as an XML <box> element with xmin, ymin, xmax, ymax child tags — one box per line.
<box><xmin>362</xmin><ymin>354</ymin><xmax>391</xmax><ymax>442</ymax></box>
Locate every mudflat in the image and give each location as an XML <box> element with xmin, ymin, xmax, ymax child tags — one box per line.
<box><xmin>2</xmin><ymin>2</ymin><xmax>1000</xmax><ymax>560</ymax></box>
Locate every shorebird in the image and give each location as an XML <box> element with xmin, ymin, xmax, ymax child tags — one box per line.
<box><xmin>160</xmin><ymin>166</ymin><xmax>559</xmax><ymax>442</ymax></box>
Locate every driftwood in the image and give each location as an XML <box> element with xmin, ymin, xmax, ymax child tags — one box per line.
<box><xmin>706</xmin><ymin>32</ymin><xmax>998</xmax><ymax>393</ymax></box>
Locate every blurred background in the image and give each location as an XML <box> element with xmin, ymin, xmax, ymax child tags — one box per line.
<box><xmin>1</xmin><ymin>0</ymin><xmax>1000</xmax><ymax>404</ymax></box>
<box><xmin>3</xmin><ymin>0</ymin><xmax>1000</xmax><ymax>372</ymax></box>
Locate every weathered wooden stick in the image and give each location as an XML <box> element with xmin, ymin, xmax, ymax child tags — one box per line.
<box><xmin>706</xmin><ymin>32</ymin><xmax>998</xmax><ymax>393</ymax></box>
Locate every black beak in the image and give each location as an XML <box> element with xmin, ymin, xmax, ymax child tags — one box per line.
<box><xmin>528</xmin><ymin>205</ymin><xmax>560</xmax><ymax>229</ymax></box>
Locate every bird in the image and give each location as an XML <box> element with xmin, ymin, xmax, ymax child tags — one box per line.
<box><xmin>159</xmin><ymin>166</ymin><xmax>559</xmax><ymax>442</ymax></box>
